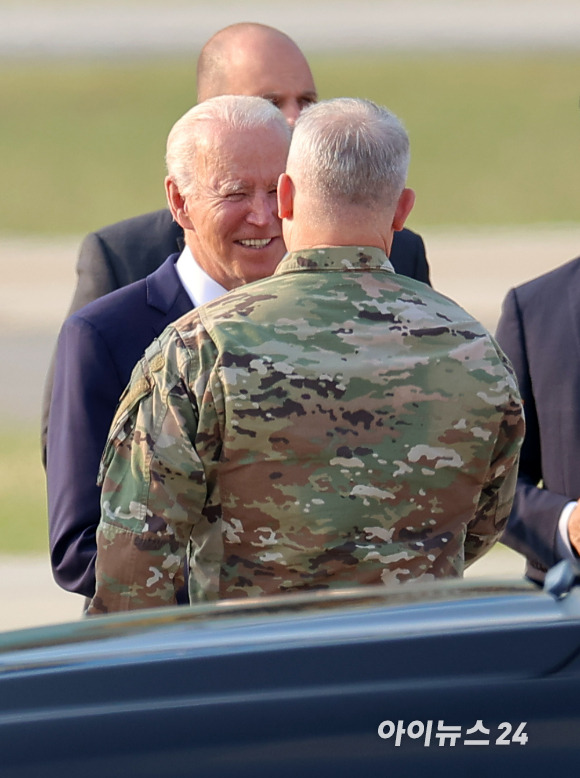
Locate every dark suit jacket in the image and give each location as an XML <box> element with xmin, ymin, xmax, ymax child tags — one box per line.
<box><xmin>41</xmin><ymin>209</ymin><xmax>430</xmax><ymax>459</ymax></box>
<box><xmin>495</xmin><ymin>256</ymin><xmax>580</xmax><ymax>582</ymax></box>
<box><xmin>47</xmin><ymin>255</ymin><xmax>193</xmax><ymax>598</ymax></box>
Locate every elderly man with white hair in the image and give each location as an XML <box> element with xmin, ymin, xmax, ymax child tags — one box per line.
<box><xmin>89</xmin><ymin>98</ymin><xmax>524</xmax><ymax>615</ymax></box>
<box><xmin>47</xmin><ymin>95</ymin><xmax>290</xmax><ymax>604</ymax></box>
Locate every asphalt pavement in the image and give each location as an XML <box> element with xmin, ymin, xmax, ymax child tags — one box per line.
<box><xmin>1</xmin><ymin>0</ymin><xmax>579</xmax><ymax>57</ymax></box>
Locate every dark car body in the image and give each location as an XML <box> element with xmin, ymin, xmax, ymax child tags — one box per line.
<box><xmin>1</xmin><ymin>566</ymin><xmax>579</xmax><ymax>777</ymax></box>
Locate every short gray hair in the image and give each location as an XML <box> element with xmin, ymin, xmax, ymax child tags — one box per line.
<box><xmin>287</xmin><ymin>98</ymin><xmax>410</xmax><ymax>209</ymax></box>
<box><xmin>166</xmin><ymin>95</ymin><xmax>291</xmax><ymax>198</ymax></box>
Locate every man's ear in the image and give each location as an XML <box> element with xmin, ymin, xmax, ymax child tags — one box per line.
<box><xmin>392</xmin><ymin>187</ymin><xmax>416</xmax><ymax>232</ymax></box>
<box><xmin>165</xmin><ymin>177</ymin><xmax>194</xmax><ymax>231</ymax></box>
<box><xmin>277</xmin><ymin>173</ymin><xmax>294</xmax><ymax>220</ymax></box>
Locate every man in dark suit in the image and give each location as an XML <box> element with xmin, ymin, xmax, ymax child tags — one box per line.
<box><xmin>496</xmin><ymin>258</ymin><xmax>580</xmax><ymax>583</ymax></box>
<box><xmin>47</xmin><ymin>95</ymin><xmax>292</xmax><ymax>599</ymax></box>
<box><xmin>41</xmin><ymin>23</ymin><xmax>430</xmax><ymax>461</ymax></box>
<box><xmin>47</xmin><ymin>253</ymin><xmax>191</xmax><ymax>598</ymax></box>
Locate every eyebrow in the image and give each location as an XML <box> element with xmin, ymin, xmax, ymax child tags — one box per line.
<box><xmin>262</xmin><ymin>90</ymin><xmax>318</xmax><ymax>102</ymax></box>
<box><xmin>219</xmin><ymin>180</ymin><xmax>246</xmax><ymax>193</ymax></box>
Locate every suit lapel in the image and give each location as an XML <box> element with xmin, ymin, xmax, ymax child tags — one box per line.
<box><xmin>566</xmin><ymin>259</ymin><xmax>580</xmax><ymax>363</ymax></box>
<box><xmin>146</xmin><ymin>254</ymin><xmax>194</xmax><ymax>339</ymax></box>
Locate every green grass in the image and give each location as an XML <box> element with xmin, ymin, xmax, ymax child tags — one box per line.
<box><xmin>314</xmin><ymin>51</ymin><xmax>580</xmax><ymax>229</ymax></box>
<box><xmin>0</xmin><ymin>427</ymin><xmax>49</xmax><ymax>554</ymax></box>
<box><xmin>1</xmin><ymin>59</ymin><xmax>196</xmax><ymax>234</ymax></box>
<box><xmin>1</xmin><ymin>51</ymin><xmax>578</xmax><ymax>235</ymax></box>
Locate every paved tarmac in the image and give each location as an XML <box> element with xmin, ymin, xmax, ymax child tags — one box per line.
<box><xmin>1</xmin><ymin>0</ymin><xmax>579</xmax><ymax>57</ymax></box>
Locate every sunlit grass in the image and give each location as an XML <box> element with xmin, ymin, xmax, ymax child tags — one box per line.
<box><xmin>1</xmin><ymin>51</ymin><xmax>578</xmax><ymax>234</ymax></box>
<box><xmin>0</xmin><ymin>427</ymin><xmax>48</xmax><ymax>554</ymax></box>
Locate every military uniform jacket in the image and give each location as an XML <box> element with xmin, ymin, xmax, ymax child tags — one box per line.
<box><xmin>90</xmin><ymin>247</ymin><xmax>524</xmax><ymax>614</ymax></box>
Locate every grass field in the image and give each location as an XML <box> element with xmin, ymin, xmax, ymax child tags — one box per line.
<box><xmin>0</xmin><ymin>426</ymin><xmax>48</xmax><ymax>554</ymax></box>
<box><xmin>1</xmin><ymin>51</ymin><xmax>579</xmax><ymax>235</ymax></box>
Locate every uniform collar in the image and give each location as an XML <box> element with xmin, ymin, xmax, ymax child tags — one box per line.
<box><xmin>275</xmin><ymin>246</ymin><xmax>395</xmax><ymax>276</ymax></box>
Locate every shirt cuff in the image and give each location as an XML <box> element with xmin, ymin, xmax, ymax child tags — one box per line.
<box><xmin>556</xmin><ymin>501</ymin><xmax>579</xmax><ymax>560</ymax></box>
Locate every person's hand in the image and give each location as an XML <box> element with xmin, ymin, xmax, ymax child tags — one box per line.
<box><xmin>568</xmin><ymin>500</ymin><xmax>580</xmax><ymax>556</ymax></box>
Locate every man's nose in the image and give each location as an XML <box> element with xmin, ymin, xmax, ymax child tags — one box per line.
<box><xmin>282</xmin><ymin>101</ymin><xmax>301</xmax><ymax>127</ymax></box>
<box><xmin>246</xmin><ymin>192</ymin><xmax>277</xmax><ymax>225</ymax></box>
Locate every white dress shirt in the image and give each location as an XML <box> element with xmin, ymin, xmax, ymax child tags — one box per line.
<box><xmin>175</xmin><ymin>245</ymin><xmax>227</xmax><ymax>308</ymax></box>
<box><xmin>557</xmin><ymin>501</ymin><xmax>579</xmax><ymax>561</ymax></box>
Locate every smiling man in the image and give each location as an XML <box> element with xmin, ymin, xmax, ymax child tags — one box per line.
<box><xmin>46</xmin><ymin>96</ymin><xmax>290</xmax><ymax>603</ymax></box>
<box><xmin>164</xmin><ymin>101</ymin><xmax>288</xmax><ymax>291</ymax></box>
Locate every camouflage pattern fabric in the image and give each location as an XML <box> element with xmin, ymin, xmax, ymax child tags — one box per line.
<box><xmin>88</xmin><ymin>247</ymin><xmax>524</xmax><ymax>614</ymax></box>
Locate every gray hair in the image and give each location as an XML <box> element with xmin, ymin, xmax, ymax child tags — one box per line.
<box><xmin>166</xmin><ymin>95</ymin><xmax>291</xmax><ymax>198</ymax></box>
<box><xmin>287</xmin><ymin>98</ymin><xmax>410</xmax><ymax>209</ymax></box>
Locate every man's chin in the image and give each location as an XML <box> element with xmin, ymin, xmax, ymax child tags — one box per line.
<box><xmin>237</xmin><ymin>253</ymin><xmax>284</xmax><ymax>285</ymax></box>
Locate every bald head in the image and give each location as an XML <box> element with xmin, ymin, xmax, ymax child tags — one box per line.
<box><xmin>197</xmin><ymin>23</ymin><xmax>317</xmax><ymax>126</ymax></box>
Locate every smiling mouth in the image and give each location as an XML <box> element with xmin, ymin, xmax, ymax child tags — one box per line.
<box><xmin>237</xmin><ymin>238</ymin><xmax>277</xmax><ymax>249</ymax></box>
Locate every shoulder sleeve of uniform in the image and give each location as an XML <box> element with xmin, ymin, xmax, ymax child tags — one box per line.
<box><xmin>90</xmin><ymin>328</ymin><xmax>215</xmax><ymax>614</ymax></box>
<box><xmin>464</xmin><ymin>351</ymin><xmax>525</xmax><ymax>565</ymax></box>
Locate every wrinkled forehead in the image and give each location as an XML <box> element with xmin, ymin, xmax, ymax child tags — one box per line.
<box><xmin>195</xmin><ymin>123</ymin><xmax>290</xmax><ymax>186</ymax></box>
<box><xmin>223</xmin><ymin>44</ymin><xmax>316</xmax><ymax>99</ymax></box>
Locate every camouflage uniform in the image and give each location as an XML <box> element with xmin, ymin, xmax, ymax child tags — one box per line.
<box><xmin>89</xmin><ymin>247</ymin><xmax>524</xmax><ymax>614</ymax></box>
